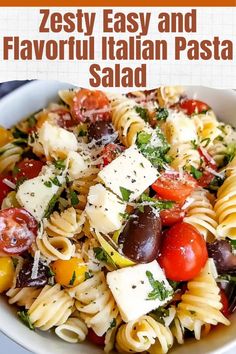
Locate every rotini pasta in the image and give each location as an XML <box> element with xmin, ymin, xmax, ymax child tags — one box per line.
<box><xmin>214</xmin><ymin>170</ymin><xmax>236</xmax><ymax>239</ymax></box>
<box><xmin>36</xmin><ymin>233</ymin><xmax>75</xmax><ymax>261</ymax></box>
<box><xmin>108</xmin><ymin>94</ymin><xmax>146</xmax><ymax>147</ymax></box>
<box><xmin>6</xmin><ymin>287</ymin><xmax>42</xmax><ymax>309</ymax></box>
<box><xmin>177</xmin><ymin>260</ymin><xmax>230</xmax><ymax>331</ymax></box>
<box><xmin>69</xmin><ymin>272</ymin><xmax>119</xmax><ymax>337</ymax></box>
<box><xmin>55</xmin><ymin>315</ymin><xmax>88</xmax><ymax>343</ymax></box>
<box><xmin>168</xmin><ymin>142</ymin><xmax>201</xmax><ymax>170</ymax></box>
<box><xmin>116</xmin><ymin>315</ymin><xmax>173</xmax><ymax>354</ymax></box>
<box><xmin>184</xmin><ymin>188</ymin><xmax>218</xmax><ymax>241</ymax></box>
<box><xmin>157</xmin><ymin>86</ymin><xmax>184</xmax><ymax>107</ymax></box>
<box><xmin>0</xmin><ymin>142</ymin><xmax>23</xmax><ymax>174</ymax></box>
<box><xmin>1</xmin><ymin>191</ymin><xmax>20</xmax><ymax>209</ymax></box>
<box><xmin>193</xmin><ymin>110</ymin><xmax>221</xmax><ymax>147</ymax></box>
<box><xmin>28</xmin><ymin>284</ymin><xmax>74</xmax><ymax>331</ymax></box>
<box><xmin>46</xmin><ymin>207</ymin><xmax>82</xmax><ymax>238</ymax></box>
<box><xmin>72</xmin><ymin>173</ymin><xmax>98</xmax><ymax>211</ymax></box>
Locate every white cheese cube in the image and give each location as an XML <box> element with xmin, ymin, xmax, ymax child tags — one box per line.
<box><xmin>16</xmin><ymin>165</ymin><xmax>65</xmax><ymax>220</ymax></box>
<box><xmin>165</xmin><ymin>111</ymin><xmax>198</xmax><ymax>145</ymax></box>
<box><xmin>67</xmin><ymin>151</ymin><xmax>88</xmax><ymax>180</ymax></box>
<box><xmin>107</xmin><ymin>260</ymin><xmax>173</xmax><ymax>322</ymax></box>
<box><xmin>38</xmin><ymin>121</ymin><xmax>78</xmax><ymax>157</ymax></box>
<box><xmin>98</xmin><ymin>145</ymin><xmax>158</xmax><ymax>201</ymax></box>
<box><xmin>85</xmin><ymin>184</ymin><xmax>126</xmax><ymax>234</ymax></box>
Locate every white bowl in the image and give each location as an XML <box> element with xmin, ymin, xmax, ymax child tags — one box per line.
<box><xmin>0</xmin><ymin>81</ymin><xmax>235</xmax><ymax>354</ymax></box>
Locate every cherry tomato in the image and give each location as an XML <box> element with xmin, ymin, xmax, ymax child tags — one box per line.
<box><xmin>197</xmin><ymin>147</ymin><xmax>217</xmax><ymax>187</ymax></box>
<box><xmin>87</xmin><ymin>328</ymin><xmax>105</xmax><ymax>346</ymax></box>
<box><xmin>160</xmin><ymin>203</ymin><xmax>185</xmax><ymax>227</ymax></box>
<box><xmin>0</xmin><ymin>208</ymin><xmax>38</xmax><ymax>255</ymax></box>
<box><xmin>13</xmin><ymin>159</ymin><xmax>44</xmax><ymax>183</ymax></box>
<box><xmin>51</xmin><ymin>108</ymin><xmax>77</xmax><ymax>129</ymax></box>
<box><xmin>180</xmin><ymin>99</ymin><xmax>210</xmax><ymax>115</ymax></box>
<box><xmin>159</xmin><ymin>222</ymin><xmax>208</xmax><ymax>281</ymax></box>
<box><xmin>0</xmin><ymin>175</ymin><xmax>13</xmax><ymax>205</ymax></box>
<box><xmin>71</xmin><ymin>89</ymin><xmax>111</xmax><ymax>123</ymax></box>
<box><xmin>102</xmin><ymin>143</ymin><xmax>125</xmax><ymax>167</ymax></box>
<box><xmin>152</xmin><ymin>172</ymin><xmax>196</xmax><ymax>205</ymax></box>
<box><xmin>220</xmin><ymin>289</ymin><xmax>229</xmax><ymax>317</ymax></box>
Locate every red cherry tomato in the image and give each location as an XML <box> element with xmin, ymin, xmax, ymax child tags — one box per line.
<box><xmin>51</xmin><ymin>108</ymin><xmax>77</xmax><ymax>129</ymax></box>
<box><xmin>152</xmin><ymin>172</ymin><xmax>196</xmax><ymax>205</ymax></box>
<box><xmin>197</xmin><ymin>147</ymin><xmax>217</xmax><ymax>187</ymax></box>
<box><xmin>102</xmin><ymin>143</ymin><xmax>125</xmax><ymax>167</ymax></box>
<box><xmin>0</xmin><ymin>208</ymin><xmax>38</xmax><ymax>255</ymax></box>
<box><xmin>0</xmin><ymin>175</ymin><xmax>13</xmax><ymax>205</ymax></box>
<box><xmin>87</xmin><ymin>328</ymin><xmax>105</xmax><ymax>346</ymax></box>
<box><xmin>180</xmin><ymin>99</ymin><xmax>210</xmax><ymax>115</ymax></box>
<box><xmin>220</xmin><ymin>289</ymin><xmax>229</xmax><ymax>317</ymax></box>
<box><xmin>71</xmin><ymin>89</ymin><xmax>111</xmax><ymax>123</ymax></box>
<box><xmin>13</xmin><ymin>159</ymin><xmax>44</xmax><ymax>183</ymax></box>
<box><xmin>160</xmin><ymin>203</ymin><xmax>185</xmax><ymax>227</ymax></box>
<box><xmin>159</xmin><ymin>222</ymin><xmax>208</xmax><ymax>281</ymax></box>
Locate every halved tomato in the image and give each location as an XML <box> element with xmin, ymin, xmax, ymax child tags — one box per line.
<box><xmin>180</xmin><ymin>99</ymin><xmax>210</xmax><ymax>115</ymax></box>
<box><xmin>160</xmin><ymin>203</ymin><xmax>185</xmax><ymax>227</ymax></box>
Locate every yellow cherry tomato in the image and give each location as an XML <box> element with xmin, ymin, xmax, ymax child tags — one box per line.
<box><xmin>52</xmin><ymin>257</ymin><xmax>88</xmax><ymax>287</ymax></box>
<box><xmin>0</xmin><ymin>257</ymin><xmax>15</xmax><ymax>293</ymax></box>
<box><xmin>0</xmin><ymin>126</ymin><xmax>13</xmax><ymax>147</ymax></box>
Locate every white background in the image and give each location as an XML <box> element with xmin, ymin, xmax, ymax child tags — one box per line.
<box><xmin>0</xmin><ymin>7</ymin><xmax>235</xmax><ymax>90</ymax></box>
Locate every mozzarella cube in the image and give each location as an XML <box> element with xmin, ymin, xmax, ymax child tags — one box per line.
<box><xmin>165</xmin><ymin>111</ymin><xmax>198</xmax><ymax>145</ymax></box>
<box><xmin>98</xmin><ymin>145</ymin><xmax>158</xmax><ymax>201</ymax></box>
<box><xmin>16</xmin><ymin>165</ymin><xmax>65</xmax><ymax>220</ymax></box>
<box><xmin>85</xmin><ymin>184</ymin><xmax>126</xmax><ymax>234</ymax></box>
<box><xmin>38</xmin><ymin>121</ymin><xmax>78</xmax><ymax>157</ymax></box>
<box><xmin>107</xmin><ymin>260</ymin><xmax>173</xmax><ymax>322</ymax></box>
<box><xmin>68</xmin><ymin>151</ymin><xmax>88</xmax><ymax>180</ymax></box>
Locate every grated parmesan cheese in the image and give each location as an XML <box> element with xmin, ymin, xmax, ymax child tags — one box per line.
<box><xmin>31</xmin><ymin>250</ymin><xmax>41</xmax><ymax>280</ymax></box>
<box><xmin>3</xmin><ymin>178</ymin><xmax>16</xmax><ymax>189</ymax></box>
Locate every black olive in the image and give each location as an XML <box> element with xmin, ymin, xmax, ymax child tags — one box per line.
<box><xmin>87</xmin><ymin>121</ymin><xmax>115</xmax><ymax>144</ymax></box>
<box><xmin>16</xmin><ymin>259</ymin><xmax>50</xmax><ymax>288</ymax></box>
<box><xmin>119</xmin><ymin>205</ymin><xmax>162</xmax><ymax>263</ymax></box>
<box><xmin>207</xmin><ymin>240</ymin><xmax>236</xmax><ymax>274</ymax></box>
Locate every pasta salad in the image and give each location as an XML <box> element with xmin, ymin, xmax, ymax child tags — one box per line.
<box><xmin>0</xmin><ymin>85</ymin><xmax>235</xmax><ymax>353</ymax></box>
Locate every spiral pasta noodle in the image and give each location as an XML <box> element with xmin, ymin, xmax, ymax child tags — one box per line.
<box><xmin>0</xmin><ymin>142</ymin><xmax>23</xmax><ymax>174</ymax></box>
<box><xmin>55</xmin><ymin>316</ymin><xmax>88</xmax><ymax>343</ymax></box>
<box><xmin>72</xmin><ymin>173</ymin><xmax>98</xmax><ymax>212</ymax></box>
<box><xmin>168</xmin><ymin>142</ymin><xmax>201</xmax><ymax>170</ymax></box>
<box><xmin>1</xmin><ymin>191</ymin><xmax>20</xmax><ymax>209</ymax></box>
<box><xmin>214</xmin><ymin>170</ymin><xmax>236</xmax><ymax>239</ymax></box>
<box><xmin>69</xmin><ymin>272</ymin><xmax>119</xmax><ymax>337</ymax></box>
<box><xmin>184</xmin><ymin>188</ymin><xmax>218</xmax><ymax>241</ymax></box>
<box><xmin>46</xmin><ymin>207</ymin><xmax>82</xmax><ymax>238</ymax></box>
<box><xmin>193</xmin><ymin>110</ymin><xmax>221</xmax><ymax>147</ymax></box>
<box><xmin>36</xmin><ymin>233</ymin><xmax>75</xmax><ymax>261</ymax></box>
<box><xmin>108</xmin><ymin>94</ymin><xmax>146</xmax><ymax>147</ymax></box>
<box><xmin>28</xmin><ymin>284</ymin><xmax>74</xmax><ymax>331</ymax></box>
<box><xmin>116</xmin><ymin>315</ymin><xmax>173</xmax><ymax>354</ymax></box>
<box><xmin>177</xmin><ymin>260</ymin><xmax>230</xmax><ymax>332</ymax></box>
<box><xmin>157</xmin><ymin>86</ymin><xmax>184</xmax><ymax>107</ymax></box>
<box><xmin>6</xmin><ymin>287</ymin><xmax>42</xmax><ymax>310</ymax></box>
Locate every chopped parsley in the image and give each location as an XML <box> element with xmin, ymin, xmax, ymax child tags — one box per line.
<box><xmin>224</xmin><ymin>143</ymin><xmax>236</xmax><ymax>165</ymax></box>
<box><xmin>78</xmin><ymin>129</ymin><xmax>87</xmax><ymax>137</ymax></box>
<box><xmin>135</xmin><ymin>106</ymin><xmax>149</xmax><ymax>122</ymax></box>
<box><xmin>15</xmin><ymin>177</ymin><xmax>27</xmax><ymax>191</ymax></box>
<box><xmin>108</xmin><ymin>318</ymin><xmax>117</xmax><ymax>330</ymax></box>
<box><xmin>85</xmin><ymin>271</ymin><xmax>93</xmax><ymax>280</ymax></box>
<box><xmin>207</xmin><ymin>175</ymin><xmax>225</xmax><ymax>192</ymax></box>
<box><xmin>93</xmin><ymin>247</ymin><xmax>116</xmax><ymax>268</ymax></box>
<box><xmin>47</xmin><ymin>267</ymin><xmax>55</xmax><ymax>277</ymax></box>
<box><xmin>53</xmin><ymin>159</ymin><xmax>66</xmax><ymax>170</ymax></box>
<box><xmin>44</xmin><ymin>180</ymin><xmax>52</xmax><ymax>188</ymax></box>
<box><xmin>190</xmin><ymin>165</ymin><xmax>203</xmax><ymax>180</ymax></box>
<box><xmin>119</xmin><ymin>187</ymin><xmax>132</xmax><ymax>202</ymax></box>
<box><xmin>140</xmin><ymin>193</ymin><xmax>174</xmax><ymax>210</ymax></box>
<box><xmin>27</xmin><ymin>115</ymin><xmax>37</xmax><ymax>128</ymax></box>
<box><xmin>119</xmin><ymin>212</ymin><xmax>130</xmax><ymax>221</ymax></box>
<box><xmin>229</xmin><ymin>239</ymin><xmax>236</xmax><ymax>251</ymax></box>
<box><xmin>155</xmin><ymin>108</ymin><xmax>169</xmax><ymax>121</ymax></box>
<box><xmin>43</xmin><ymin>194</ymin><xmax>59</xmax><ymax>218</ymax></box>
<box><xmin>149</xmin><ymin>307</ymin><xmax>170</xmax><ymax>325</ymax></box>
<box><xmin>136</xmin><ymin>128</ymin><xmax>170</xmax><ymax>170</ymax></box>
<box><xmin>12</xmin><ymin>127</ymin><xmax>28</xmax><ymax>139</ymax></box>
<box><xmin>12</xmin><ymin>165</ymin><xmax>20</xmax><ymax>177</ymax></box>
<box><xmin>146</xmin><ymin>271</ymin><xmax>173</xmax><ymax>301</ymax></box>
<box><xmin>17</xmin><ymin>310</ymin><xmax>35</xmax><ymax>330</ymax></box>
<box><xmin>70</xmin><ymin>190</ymin><xmax>79</xmax><ymax>207</ymax></box>
<box><xmin>200</xmin><ymin>138</ymin><xmax>211</xmax><ymax>148</ymax></box>
<box><xmin>50</xmin><ymin>176</ymin><xmax>61</xmax><ymax>187</ymax></box>
<box><xmin>69</xmin><ymin>271</ymin><xmax>76</xmax><ymax>286</ymax></box>
<box><xmin>191</xmin><ymin>140</ymin><xmax>199</xmax><ymax>150</ymax></box>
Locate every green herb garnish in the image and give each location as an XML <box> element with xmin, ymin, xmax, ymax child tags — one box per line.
<box><xmin>155</xmin><ymin>108</ymin><xmax>169</xmax><ymax>121</ymax></box>
<box><xmin>135</xmin><ymin>106</ymin><xmax>149</xmax><ymax>122</ymax></box>
<box><xmin>50</xmin><ymin>176</ymin><xmax>61</xmax><ymax>186</ymax></box>
<box><xmin>43</xmin><ymin>194</ymin><xmax>59</xmax><ymax>218</ymax></box>
<box><xmin>85</xmin><ymin>271</ymin><xmax>93</xmax><ymax>280</ymax></box>
<box><xmin>69</xmin><ymin>271</ymin><xmax>76</xmax><ymax>286</ymax></box>
<box><xmin>44</xmin><ymin>180</ymin><xmax>52</xmax><ymax>188</ymax></box>
<box><xmin>78</xmin><ymin>129</ymin><xmax>87</xmax><ymax>137</ymax></box>
<box><xmin>12</xmin><ymin>166</ymin><xmax>20</xmax><ymax>177</ymax></box>
<box><xmin>140</xmin><ymin>193</ymin><xmax>174</xmax><ymax>210</ymax></box>
<box><xmin>109</xmin><ymin>318</ymin><xmax>117</xmax><ymax>330</ymax></box>
<box><xmin>70</xmin><ymin>190</ymin><xmax>79</xmax><ymax>207</ymax></box>
<box><xmin>200</xmin><ymin>138</ymin><xmax>211</xmax><ymax>148</ymax></box>
<box><xmin>191</xmin><ymin>140</ymin><xmax>199</xmax><ymax>150</ymax></box>
<box><xmin>149</xmin><ymin>307</ymin><xmax>170</xmax><ymax>325</ymax></box>
<box><xmin>93</xmin><ymin>247</ymin><xmax>116</xmax><ymax>268</ymax></box>
<box><xmin>120</xmin><ymin>187</ymin><xmax>132</xmax><ymax>202</ymax></box>
<box><xmin>17</xmin><ymin>310</ymin><xmax>35</xmax><ymax>330</ymax></box>
<box><xmin>53</xmin><ymin>159</ymin><xmax>66</xmax><ymax>170</ymax></box>
<box><xmin>27</xmin><ymin>115</ymin><xmax>37</xmax><ymax>128</ymax></box>
<box><xmin>15</xmin><ymin>177</ymin><xmax>27</xmax><ymax>191</ymax></box>
<box><xmin>146</xmin><ymin>271</ymin><xmax>173</xmax><ymax>301</ymax></box>
<box><xmin>12</xmin><ymin>127</ymin><xmax>28</xmax><ymax>139</ymax></box>
<box><xmin>190</xmin><ymin>165</ymin><xmax>203</xmax><ymax>180</ymax></box>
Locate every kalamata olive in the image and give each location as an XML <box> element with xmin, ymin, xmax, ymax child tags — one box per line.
<box><xmin>207</xmin><ymin>240</ymin><xmax>236</xmax><ymax>274</ymax></box>
<box><xmin>119</xmin><ymin>205</ymin><xmax>162</xmax><ymax>263</ymax></box>
<box><xmin>16</xmin><ymin>259</ymin><xmax>50</xmax><ymax>288</ymax></box>
<box><xmin>87</xmin><ymin>121</ymin><xmax>115</xmax><ymax>144</ymax></box>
